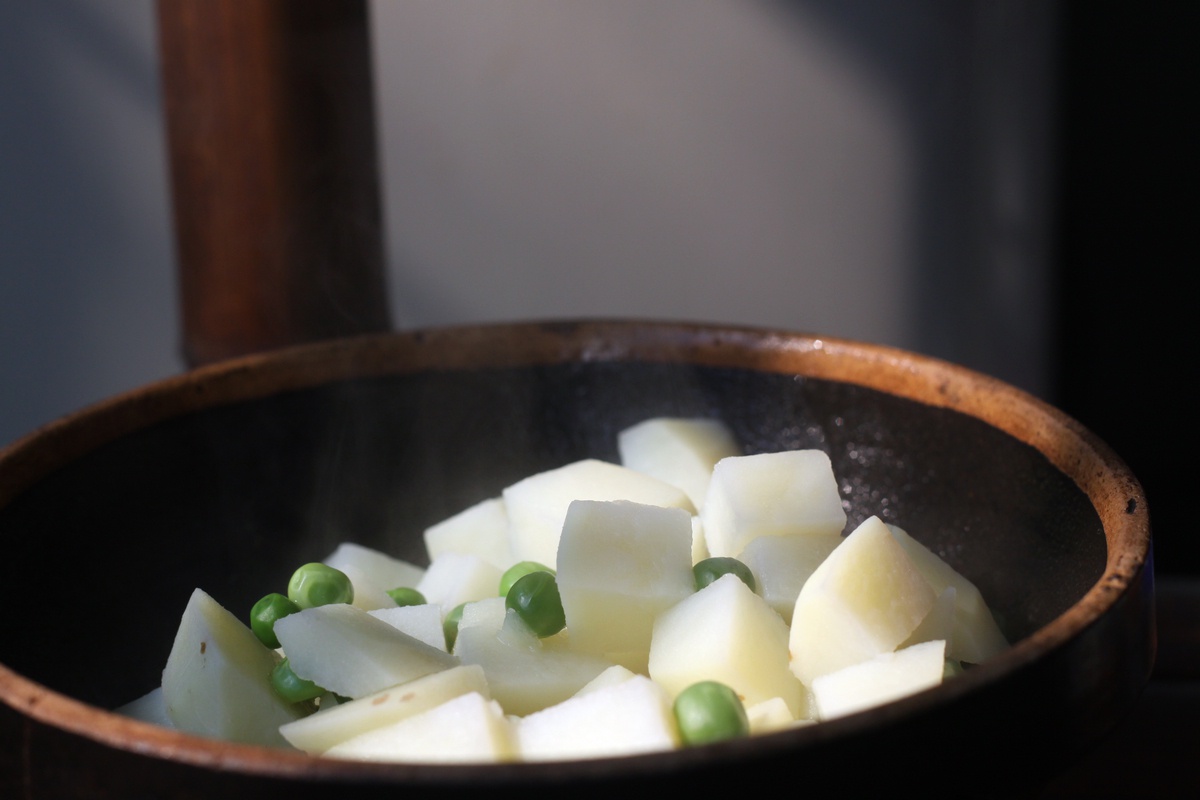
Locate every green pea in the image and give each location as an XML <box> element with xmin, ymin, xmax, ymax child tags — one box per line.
<box><xmin>673</xmin><ymin>681</ymin><xmax>750</xmax><ymax>746</ymax></box>
<box><xmin>387</xmin><ymin>587</ymin><xmax>427</xmax><ymax>607</ymax></box>
<box><xmin>498</xmin><ymin>561</ymin><xmax>555</xmax><ymax>598</ymax></box>
<box><xmin>287</xmin><ymin>563</ymin><xmax>354</xmax><ymax>609</ymax></box>
<box><xmin>270</xmin><ymin>658</ymin><xmax>324</xmax><ymax>704</ymax></box>
<box><xmin>443</xmin><ymin>602</ymin><xmax>467</xmax><ymax>652</ymax></box>
<box><xmin>249</xmin><ymin>593</ymin><xmax>300</xmax><ymax>649</ymax></box>
<box><xmin>505</xmin><ymin>571</ymin><xmax>566</xmax><ymax>638</ymax></box>
<box><xmin>693</xmin><ymin>557</ymin><xmax>756</xmax><ymax>593</ymax></box>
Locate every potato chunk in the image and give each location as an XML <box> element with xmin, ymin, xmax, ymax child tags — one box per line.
<box><xmin>649</xmin><ymin>574</ymin><xmax>807</xmax><ymax>718</ymax></box>
<box><xmin>887</xmin><ymin>524</ymin><xmax>1009</xmax><ymax>663</ymax></box>
<box><xmin>811</xmin><ymin>639</ymin><xmax>946</xmax><ymax>720</ymax></box>
<box><xmin>274</xmin><ymin>603</ymin><xmax>458</xmax><ymax>699</ymax></box>
<box><xmin>516</xmin><ymin>675</ymin><xmax>679</xmax><ymax>761</ymax></box>
<box><xmin>453</xmin><ymin>619</ymin><xmax>614</xmax><ymax>716</ymax></box>
<box><xmin>161</xmin><ymin>588</ymin><xmax>307</xmax><ymax>746</ymax></box>
<box><xmin>423</xmin><ymin>496</ymin><xmax>514</xmax><ymax>570</ymax></box>
<box><xmin>789</xmin><ymin>516</ymin><xmax>936</xmax><ymax>687</ymax></box>
<box><xmin>324</xmin><ymin>691</ymin><xmax>514</xmax><ymax>763</ymax></box>
<box><xmin>617</xmin><ymin>417</ymin><xmax>740</xmax><ymax>510</ymax></box>
<box><xmin>502</xmin><ymin>459</ymin><xmax>695</xmax><ymax>566</ymax></box>
<box><xmin>700</xmin><ymin>450</ymin><xmax>846</xmax><ymax>559</ymax></box>
<box><xmin>279</xmin><ymin>664</ymin><xmax>490</xmax><ymax>754</ymax></box>
<box><xmin>556</xmin><ymin>500</ymin><xmax>694</xmax><ymax>658</ymax></box>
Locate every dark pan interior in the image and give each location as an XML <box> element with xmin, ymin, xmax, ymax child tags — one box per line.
<box><xmin>0</xmin><ymin>360</ymin><xmax>1104</xmax><ymax>711</ymax></box>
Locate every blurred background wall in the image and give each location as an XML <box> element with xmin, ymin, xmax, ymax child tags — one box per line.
<box><xmin>0</xmin><ymin>1</ymin><xmax>1192</xmax><ymax>572</ymax></box>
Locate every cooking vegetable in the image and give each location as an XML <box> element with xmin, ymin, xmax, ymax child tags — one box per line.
<box><xmin>556</xmin><ymin>499</ymin><xmax>693</xmax><ymax>661</ymax></box>
<box><xmin>616</xmin><ymin>417</ymin><xmax>740</xmax><ymax>510</ymax></box>
<box><xmin>287</xmin><ymin>563</ymin><xmax>354</xmax><ymax>609</ymax></box>
<box><xmin>504</xmin><ymin>571</ymin><xmax>566</xmax><ymax>638</ymax></box>
<box><xmin>273</xmin><ymin>603</ymin><xmax>458</xmax><ymax>699</ymax></box>
<box><xmin>650</xmin><ymin>572</ymin><xmax>806</xmax><ymax>718</ymax></box>
<box><xmin>443</xmin><ymin>602</ymin><xmax>467</xmax><ymax>651</ymax></box>
<box><xmin>701</xmin><ymin>450</ymin><xmax>846</xmax><ymax>558</ymax></box>
<box><xmin>134</xmin><ymin>416</ymin><xmax>1009</xmax><ymax>764</ymax></box>
<box><xmin>692</xmin><ymin>556</ymin><xmax>756</xmax><ymax>593</ymax></box>
<box><xmin>160</xmin><ymin>588</ymin><xmax>307</xmax><ymax>747</ymax></box>
<box><xmin>672</xmin><ymin>680</ymin><xmax>749</xmax><ymax>746</ymax></box>
<box><xmin>386</xmin><ymin>587</ymin><xmax>426</xmax><ymax>608</ymax></box>
<box><xmin>270</xmin><ymin>658</ymin><xmax>324</xmax><ymax>704</ymax></box>
<box><xmin>789</xmin><ymin>516</ymin><xmax>936</xmax><ymax>687</ymax></box>
<box><xmin>498</xmin><ymin>561</ymin><xmax>554</xmax><ymax>598</ymax></box>
<box><xmin>249</xmin><ymin>593</ymin><xmax>301</xmax><ymax>649</ymax></box>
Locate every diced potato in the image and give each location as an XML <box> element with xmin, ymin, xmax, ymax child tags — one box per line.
<box><xmin>573</xmin><ymin>664</ymin><xmax>639</xmax><ymax>697</ymax></box>
<box><xmin>274</xmin><ymin>603</ymin><xmax>458</xmax><ymax>699</ymax></box>
<box><xmin>323</xmin><ymin>543</ymin><xmax>425</xmax><ymax>610</ymax></box>
<box><xmin>901</xmin><ymin>586</ymin><xmax>957</xmax><ymax>650</ymax></box>
<box><xmin>556</xmin><ymin>500</ymin><xmax>694</xmax><ymax>658</ymax></box>
<box><xmin>423</xmin><ymin>496</ymin><xmax>515</xmax><ymax>571</ymax></box>
<box><xmin>690</xmin><ymin>515</ymin><xmax>710</xmax><ymax>564</ymax></box>
<box><xmin>811</xmin><ymin>639</ymin><xmax>946</xmax><ymax>720</ymax></box>
<box><xmin>369</xmin><ymin>604</ymin><xmax>448</xmax><ymax>651</ymax></box>
<box><xmin>161</xmin><ymin>588</ymin><xmax>307</xmax><ymax>746</ymax></box>
<box><xmin>789</xmin><ymin>516</ymin><xmax>937</xmax><ymax>687</ymax></box>
<box><xmin>115</xmin><ymin>687</ymin><xmax>174</xmax><ymax>728</ymax></box>
<box><xmin>516</xmin><ymin>675</ymin><xmax>679</xmax><ymax>761</ymax></box>
<box><xmin>458</xmin><ymin>596</ymin><xmax>508</xmax><ymax>633</ymax></box>
<box><xmin>502</xmin><ymin>459</ymin><xmax>695</xmax><ymax>566</ymax></box>
<box><xmin>324</xmin><ymin>691</ymin><xmax>514</xmax><ymax>763</ymax></box>
<box><xmin>649</xmin><ymin>574</ymin><xmax>807</xmax><ymax>718</ymax></box>
<box><xmin>453</xmin><ymin>622</ymin><xmax>614</xmax><ymax>716</ymax></box>
<box><xmin>336</xmin><ymin>565</ymin><xmax>399</xmax><ymax>612</ymax></box>
<box><xmin>416</xmin><ymin>552</ymin><xmax>503</xmax><ymax>611</ymax></box>
<box><xmin>700</xmin><ymin>451</ymin><xmax>846</xmax><ymax>559</ymax></box>
<box><xmin>745</xmin><ymin>696</ymin><xmax>797</xmax><ymax>734</ymax></box>
<box><xmin>739</xmin><ymin>532</ymin><xmax>841</xmax><ymax>622</ymax></box>
<box><xmin>279</xmin><ymin>664</ymin><xmax>490</xmax><ymax>754</ymax></box>
<box><xmin>887</xmin><ymin>525</ymin><xmax>1009</xmax><ymax>663</ymax></box>
<box><xmin>617</xmin><ymin>417</ymin><xmax>740</xmax><ymax>510</ymax></box>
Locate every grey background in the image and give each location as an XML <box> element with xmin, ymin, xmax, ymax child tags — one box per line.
<box><xmin>1</xmin><ymin>0</ymin><xmax>1057</xmax><ymax>449</ymax></box>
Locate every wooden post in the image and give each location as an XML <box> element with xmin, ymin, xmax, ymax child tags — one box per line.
<box><xmin>156</xmin><ymin>0</ymin><xmax>391</xmax><ymax>367</ymax></box>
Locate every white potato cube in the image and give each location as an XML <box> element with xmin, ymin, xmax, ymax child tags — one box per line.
<box><xmin>453</xmin><ymin>623</ymin><xmax>613</xmax><ymax>716</ymax></box>
<box><xmin>649</xmin><ymin>574</ymin><xmax>807</xmax><ymax>717</ymax></box>
<box><xmin>887</xmin><ymin>524</ymin><xmax>1009</xmax><ymax>664</ymax></box>
<box><xmin>161</xmin><ymin>588</ymin><xmax>307</xmax><ymax>746</ymax></box>
<box><xmin>573</xmin><ymin>665</ymin><xmax>639</xmax><ymax>697</ymax></box>
<box><xmin>617</xmin><ymin>417</ymin><xmax>740</xmax><ymax>510</ymax></box>
<box><xmin>739</xmin><ymin>532</ymin><xmax>842</xmax><ymax>622</ymax></box>
<box><xmin>279</xmin><ymin>664</ymin><xmax>490</xmax><ymax>754</ymax></box>
<box><xmin>274</xmin><ymin>603</ymin><xmax>458</xmax><ymax>699</ymax></box>
<box><xmin>324</xmin><ymin>691</ymin><xmax>513</xmax><ymax>764</ymax></box>
<box><xmin>811</xmin><ymin>639</ymin><xmax>946</xmax><ymax>720</ymax></box>
<box><xmin>690</xmin><ymin>515</ymin><xmax>710</xmax><ymax>564</ymax></box>
<box><xmin>557</xmin><ymin>500</ymin><xmax>694</xmax><ymax>657</ymax></box>
<box><xmin>789</xmin><ymin>516</ymin><xmax>937</xmax><ymax>686</ymax></box>
<box><xmin>336</xmin><ymin>565</ymin><xmax>400</xmax><ymax>612</ymax></box>
<box><xmin>458</xmin><ymin>596</ymin><xmax>508</xmax><ymax>634</ymax></box>
<box><xmin>115</xmin><ymin>687</ymin><xmax>174</xmax><ymax>728</ymax></box>
<box><xmin>416</xmin><ymin>552</ymin><xmax>502</xmax><ymax>611</ymax></box>
<box><xmin>323</xmin><ymin>542</ymin><xmax>425</xmax><ymax>608</ymax></box>
<box><xmin>423</xmin><ymin>496</ymin><xmax>515</xmax><ymax>570</ymax></box>
<box><xmin>516</xmin><ymin>675</ymin><xmax>679</xmax><ymax>761</ymax></box>
<box><xmin>502</xmin><ymin>459</ymin><xmax>695</xmax><ymax>566</ymax></box>
<box><xmin>700</xmin><ymin>450</ymin><xmax>846</xmax><ymax>559</ymax></box>
<box><xmin>745</xmin><ymin>696</ymin><xmax>797</xmax><ymax>734</ymax></box>
<box><xmin>369</xmin><ymin>604</ymin><xmax>448</xmax><ymax>651</ymax></box>
<box><xmin>902</xmin><ymin>586</ymin><xmax>957</xmax><ymax>650</ymax></box>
